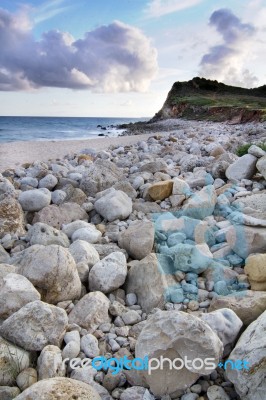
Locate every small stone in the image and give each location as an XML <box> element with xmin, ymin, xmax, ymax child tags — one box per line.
<box><xmin>18</xmin><ymin>188</ymin><xmax>51</xmax><ymax>212</ymax></box>
<box><xmin>80</xmin><ymin>334</ymin><xmax>99</xmax><ymax>358</ymax></box>
<box><xmin>16</xmin><ymin>368</ymin><xmax>37</xmax><ymax>391</ymax></box>
<box><xmin>122</xmin><ymin>310</ymin><xmax>141</xmax><ymax>325</ymax></box>
<box><xmin>126</xmin><ymin>293</ymin><xmax>137</xmax><ymax>306</ymax></box>
<box><xmin>207</xmin><ymin>385</ymin><xmax>230</xmax><ymax>400</ymax></box>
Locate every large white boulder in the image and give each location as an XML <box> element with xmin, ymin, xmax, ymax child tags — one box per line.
<box><xmin>0</xmin><ymin>273</ymin><xmax>41</xmax><ymax>318</ymax></box>
<box><xmin>89</xmin><ymin>252</ymin><xmax>127</xmax><ymax>293</ymax></box>
<box><xmin>226</xmin><ymin>310</ymin><xmax>266</xmax><ymax>400</ymax></box>
<box><xmin>12</xmin><ymin>244</ymin><xmax>81</xmax><ymax>304</ymax></box>
<box><xmin>18</xmin><ymin>188</ymin><xmax>51</xmax><ymax>212</ymax></box>
<box><xmin>94</xmin><ymin>188</ymin><xmax>132</xmax><ymax>222</ymax></box>
<box><xmin>135</xmin><ymin>310</ymin><xmax>223</xmax><ymax>398</ymax></box>
<box><xmin>0</xmin><ymin>300</ymin><xmax>68</xmax><ymax>351</ymax></box>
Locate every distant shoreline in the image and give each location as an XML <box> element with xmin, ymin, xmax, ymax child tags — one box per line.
<box><xmin>1</xmin><ymin>118</ymin><xmax>265</xmax><ymax>172</ymax></box>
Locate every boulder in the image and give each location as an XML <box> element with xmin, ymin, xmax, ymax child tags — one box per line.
<box><xmin>226</xmin><ymin>310</ymin><xmax>266</xmax><ymax>400</ymax></box>
<box><xmin>37</xmin><ymin>345</ymin><xmax>66</xmax><ymax>380</ymax></box>
<box><xmin>256</xmin><ymin>155</ymin><xmax>266</xmax><ymax>179</ymax></box>
<box><xmin>0</xmin><ymin>273</ymin><xmax>41</xmax><ymax>318</ymax></box>
<box><xmin>126</xmin><ymin>253</ymin><xmax>178</xmax><ymax>313</ymax></box>
<box><xmin>94</xmin><ymin>188</ymin><xmax>132</xmax><ymax>222</ymax></box>
<box><xmin>148</xmin><ymin>180</ymin><xmax>173</xmax><ymax>201</ymax></box>
<box><xmin>0</xmin><ymin>301</ymin><xmax>68</xmax><ymax>351</ymax></box>
<box><xmin>80</xmin><ymin>159</ymin><xmax>123</xmax><ymax>196</ymax></box>
<box><xmin>39</xmin><ymin>174</ymin><xmax>58</xmax><ymax>190</ymax></box>
<box><xmin>61</xmin><ymin>220</ymin><xmax>93</xmax><ymax>237</ymax></box>
<box><xmin>182</xmin><ymin>185</ymin><xmax>217</xmax><ymax>220</ymax></box>
<box><xmin>226</xmin><ymin>225</ymin><xmax>266</xmax><ymax>259</ymax></box>
<box><xmin>118</xmin><ymin>221</ymin><xmax>154</xmax><ymax>260</ymax></box>
<box><xmin>0</xmin><ymin>196</ymin><xmax>25</xmax><ymax>239</ymax></box>
<box><xmin>18</xmin><ymin>188</ymin><xmax>51</xmax><ymax>212</ymax></box>
<box><xmin>135</xmin><ymin>310</ymin><xmax>223</xmax><ymax>398</ymax></box>
<box><xmin>68</xmin><ymin>291</ymin><xmax>110</xmax><ymax>332</ymax></box>
<box><xmin>89</xmin><ymin>252</ymin><xmax>127</xmax><ymax>293</ymax></box>
<box><xmin>199</xmin><ymin>308</ymin><xmax>243</xmax><ymax>355</ymax></box>
<box><xmin>0</xmin><ymin>263</ymin><xmax>17</xmax><ymax>279</ymax></box>
<box><xmin>0</xmin><ymin>386</ymin><xmax>21</xmax><ymax>399</ymax></box>
<box><xmin>172</xmin><ymin>177</ymin><xmax>191</xmax><ymax>197</ymax></box>
<box><xmin>12</xmin><ymin>245</ymin><xmax>81</xmax><ymax>304</ymax></box>
<box><xmin>0</xmin><ymin>336</ymin><xmax>31</xmax><ymax>385</ymax></box>
<box><xmin>33</xmin><ymin>202</ymin><xmax>88</xmax><ymax>229</ymax></box>
<box><xmin>25</xmin><ymin>222</ymin><xmax>70</xmax><ymax>247</ymax></box>
<box><xmin>209</xmin><ymin>290</ymin><xmax>266</xmax><ymax>326</ymax></box>
<box><xmin>244</xmin><ymin>253</ymin><xmax>266</xmax><ymax>290</ymax></box>
<box><xmin>16</xmin><ymin>367</ymin><xmax>38</xmax><ymax>392</ymax></box>
<box><xmin>248</xmin><ymin>145</ymin><xmax>266</xmax><ymax>158</ymax></box>
<box><xmin>140</xmin><ymin>159</ymin><xmax>168</xmax><ymax>173</ymax></box>
<box><xmin>14</xmin><ymin>377</ymin><xmax>101</xmax><ymax>400</ymax></box>
<box><xmin>71</xmin><ymin>226</ymin><xmax>102</xmax><ymax>244</ymax></box>
<box><xmin>225</xmin><ymin>154</ymin><xmax>257</xmax><ymax>181</ymax></box>
<box><xmin>69</xmin><ymin>240</ymin><xmax>100</xmax><ymax>268</ymax></box>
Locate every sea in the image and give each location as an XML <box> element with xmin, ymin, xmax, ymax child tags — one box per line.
<box><xmin>0</xmin><ymin>116</ymin><xmax>148</xmax><ymax>143</ymax></box>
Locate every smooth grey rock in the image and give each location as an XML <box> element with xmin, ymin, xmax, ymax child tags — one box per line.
<box><xmin>225</xmin><ymin>154</ymin><xmax>257</xmax><ymax>181</ymax></box>
<box><xmin>118</xmin><ymin>221</ymin><xmax>154</xmax><ymax>260</ymax></box>
<box><xmin>135</xmin><ymin>310</ymin><xmax>223</xmax><ymax>398</ymax></box>
<box><xmin>16</xmin><ymin>368</ymin><xmax>38</xmax><ymax>391</ymax></box>
<box><xmin>71</xmin><ymin>226</ymin><xmax>102</xmax><ymax>244</ymax></box>
<box><xmin>94</xmin><ymin>188</ymin><xmax>132</xmax><ymax>222</ymax></box>
<box><xmin>68</xmin><ymin>291</ymin><xmax>110</xmax><ymax>332</ymax></box>
<box><xmin>25</xmin><ymin>222</ymin><xmax>70</xmax><ymax>247</ymax></box>
<box><xmin>62</xmin><ymin>340</ymin><xmax>80</xmax><ymax>360</ymax></box>
<box><xmin>62</xmin><ymin>220</ymin><xmax>97</xmax><ymax>238</ymax></box>
<box><xmin>226</xmin><ymin>310</ymin><xmax>266</xmax><ymax>400</ymax></box>
<box><xmin>0</xmin><ymin>301</ymin><xmax>68</xmax><ymax>351</ymax></box>
<box><xmin>248</xmin><ymin>145</ymin><xmax>266</xmax><ymax>158</ymax></box>
<box><xmin>200</xmin><ymin>308</ymin><xmax>243</xmax><ymax>355</ymax></box>
<box><xmin>69</xmin><ymin>240</ymin><xmax>100</xmax><ymax>268</ymax></box>
<box><xmin>0</xmin><ymin>273</ymin><xmax>41</xmax><ymax>319</ymax></box>
<box><xmin>182</xmin><ymin>185</ymin><xmax>217</xmax><ymax>220</ymax></box>
<box><xmin>51</xmin><ymin>190</ymin><xmax>67</xmax><ymax>205</ymax></box>
<box><xmin>126</xmin><ymin>253</ymin><xmax>177</xmax><ymax>313</ymax></box>
<box><xmin>256</xmin><ymin>155</ymin><xmax>266</xmax><ymax>179</ymax></box>
<box><xmin>89</xmin><ymin>252</ymin><xmax>127</xmax><ymax>293</ymax></box>
<box><xmin>39</xmin><ymin>174</ymin><xmax>58</xmax><ymax>190</ymax></box>
<box><xmin>13</xmin><ymin>244</ymin><xmax>81</xmax><ymax>304</ymax></box>
<box><xmin>80</xmin><ymin>334</ymin><xmax>99</xmax><ymax>358</ymax></box>
<box><xmin>18</xmin><ymin>188</ymin><xmax>51</xmax><ymax>212</ymax></box>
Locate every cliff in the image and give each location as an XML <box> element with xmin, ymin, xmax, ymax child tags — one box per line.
<box><xmin>151</xmin><ymin>77</ymin><xmax>266</xmax><ymax>123</ymax></box>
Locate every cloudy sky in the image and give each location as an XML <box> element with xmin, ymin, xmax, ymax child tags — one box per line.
<box><xmin>0</xmin><ymin>0</ymin><xmax>265</xmax><ymax>117</ymax></box>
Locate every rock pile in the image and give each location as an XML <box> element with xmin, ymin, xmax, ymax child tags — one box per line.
<box><xmin>0</xmin><ymin>119</ymin><xmax>266</xmax><ymax>399</ymax></box>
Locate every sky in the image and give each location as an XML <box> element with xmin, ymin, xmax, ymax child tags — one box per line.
<box><xmin>0</xmin><ymin>0</ymin><xmax>265</xmax><ymax>117</ymax></box>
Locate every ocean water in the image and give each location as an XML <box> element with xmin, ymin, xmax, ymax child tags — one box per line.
<box><xmin>0</xmin><ymin>116</ymin><xmax>148</xmax><ymax>143</ymax></box>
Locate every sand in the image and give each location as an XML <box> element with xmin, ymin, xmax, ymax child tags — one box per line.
<box><xmin>0</xmin><ymin>132</ymin><xmax>169</xmax><ymax>172</ymax></box>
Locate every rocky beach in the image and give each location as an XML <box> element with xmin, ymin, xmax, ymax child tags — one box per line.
<box><xmin>0</xmin><ymin>116</ymin><xmax>266</xmax><ymax>400</ymax></box>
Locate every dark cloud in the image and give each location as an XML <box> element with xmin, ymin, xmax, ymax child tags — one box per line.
<box><xmin>199</xmin><ymin>9</ymin><xmax>258</xmax><ymax>87</ymax></box>
<box><xmin>0</xmin><ymin>9</ymin><xmax>158</xmax><ymax>92</ymax></box>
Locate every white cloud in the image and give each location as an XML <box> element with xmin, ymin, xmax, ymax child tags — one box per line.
<box><xmin>145</xmin><ymin>0</ymin><xmax>204</xmax><ymax>18</ymax></box>
<box><xmin>0</xmin><ymin>10</ymin><xmax>158</xmax><ymax>92</ymax></box>
<box><xmin>199</xmin><ymin>9</ymin><xmax>258</xmax><ymax>88</ymax></box>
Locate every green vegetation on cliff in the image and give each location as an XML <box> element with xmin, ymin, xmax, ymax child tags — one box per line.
<box><xmin>152</xmin><ymin>77</ymin><xmax>266</xmax><ymax>123</ymax></box>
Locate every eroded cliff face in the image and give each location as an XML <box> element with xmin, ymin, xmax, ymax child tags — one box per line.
<box><xmin>151</xmin><ymin>77</ymin><xmax>266</xmax><ymax>124</ymax></box>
